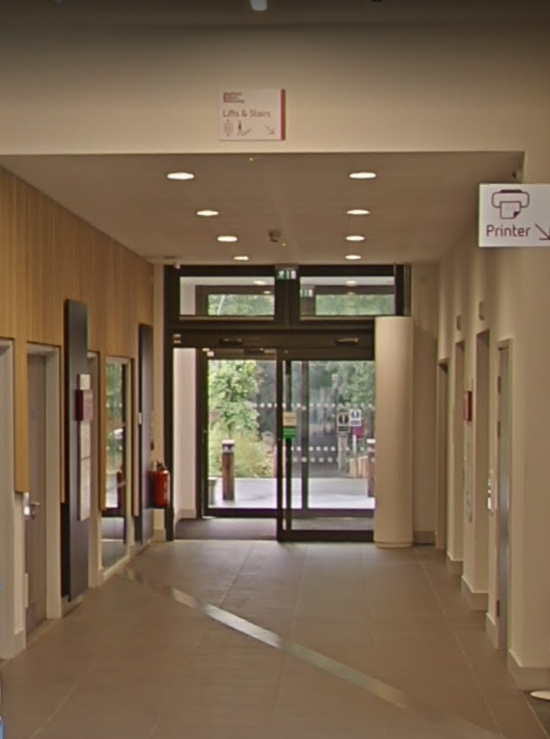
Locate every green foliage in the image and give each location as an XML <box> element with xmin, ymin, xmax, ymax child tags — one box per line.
<box><xmin>208</xmin><ymin>359</ymin><xmax>272</xmax><ymax>477</ymax></box>
<box><xmin>314</xmin><ymin>292</ymin><xmax>394</xmax><ymax>316</ymax></box>
<box><xmin>208</xmin><ymin>293</ymin><xmax>274</xmax><ymax>316</ymax></box>
<box><xmin>208</xmin><ymin>426</ymin><xmax>272</xmax><ymax>478</ymax></box>
<box><xmin>208</xmin><ymin>359</ymin><xmax>258</xmax><ymax>435</ymax></box>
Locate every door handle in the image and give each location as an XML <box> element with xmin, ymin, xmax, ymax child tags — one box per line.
<box><xmin>336</xmin><ymin>337</ymin><xmax>360</xmax><ymax>345</ymax></box>
<box><xmin>23</xmin><ymin>492</ymin><xmax>41</xmax><ymax>519</ymax></box>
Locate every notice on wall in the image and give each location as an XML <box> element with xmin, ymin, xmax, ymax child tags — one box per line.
<box><xmin>219</xmin><ymin>89</ymin><xmax>286</xmax><ymax>141</ymax></box>
<box><xmin>78</xmin><ymin>422</ymin><xmax>92</xmax><ymax>521</ymax></box>
<box><xmin>479</xmin><ymin>184</ymin><xmax>550</xmax><ymax>247</ymax></box>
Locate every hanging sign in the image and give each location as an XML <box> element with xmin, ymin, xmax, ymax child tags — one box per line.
<box><xmin>479</xmin><ymin>184</ymin><xmax>550</xmax><ymax>247</ymax></box>
<box><xmin>219</xmin><ymin>89</ymin><xmax>286</xmax><ymax>141</ymax></box>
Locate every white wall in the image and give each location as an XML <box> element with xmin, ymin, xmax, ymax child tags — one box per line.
<box><xmin>411</xmin><ymin>265</ymin><xmax>438</xmax><ymax>541</ymax></box>
<box><xmin>438</xmin><ymin>169</ymin><xmax>550</xmax><ymax>686</ymax></box>
<box><xmin>374</xmin><ymin>317</ymin><xmax>414</xmax><ymax>547</ymax></box>
<box><xmin>0</xmin><ymin>24</ymin><xmax>548</xmax><ymax>166</ymax></box>
<box><xmin>173</xmin><ymin>349</ymin><xmax>197</xmax><ymax>520</ymax></box>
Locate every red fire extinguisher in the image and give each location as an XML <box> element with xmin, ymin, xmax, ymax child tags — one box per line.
<box><xmin>150</xmin><ymin>463</ymin><xmax>170</xmax><ymax>508</ymax></box>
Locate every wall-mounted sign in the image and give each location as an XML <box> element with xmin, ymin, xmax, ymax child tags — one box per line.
<box><xmin>479</xmin><ymin>184</ymin><xmax>550</xmax><ymax>247</ymax></box>
<box><xmin>219</xmin><ymin>89</ymin><xmax>286</xmax><ymax>141</ymax></box>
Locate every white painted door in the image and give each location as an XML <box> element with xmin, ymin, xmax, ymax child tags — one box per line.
<box><xmin>497</xmin><ymin>345</ymin><xmax>511</xmax><ymax>650</ymax></box>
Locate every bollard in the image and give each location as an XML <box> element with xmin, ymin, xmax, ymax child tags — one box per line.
<box><xmin>221</xmin><ymin>439</ymin><xmax>235</xmax><ymax>501</ymax></box>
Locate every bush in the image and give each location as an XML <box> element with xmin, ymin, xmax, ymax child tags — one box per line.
<box><xmin>209</xmin><ymin>425</ymin><xmax>272</xmax><ymax>478</ymax></box>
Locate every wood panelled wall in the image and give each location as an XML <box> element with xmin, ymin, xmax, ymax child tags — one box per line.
<box><xmin>0</xmin><ymin>166</ymin><xmax>154</xmax><ymax>494</ymax></box>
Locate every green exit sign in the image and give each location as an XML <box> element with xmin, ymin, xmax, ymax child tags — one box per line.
<box><xmin>276</xmin><ymin>267</ymin><xmax>297</xmax><ymax>281</ymax></box>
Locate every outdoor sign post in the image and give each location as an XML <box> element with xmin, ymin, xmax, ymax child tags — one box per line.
<box><xmin>282</xmin><ymin>411</ymin><xmax>297</xmax><ymax>441</ymax></box>
<box><xmin>349</xmin><ymin>408</ymin><xmax>363</xmax><ymax>467</ymax></box>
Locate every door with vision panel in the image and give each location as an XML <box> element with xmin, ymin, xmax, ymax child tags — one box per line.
<box><xmin>26</xmin><ymin>354</ymin><xmax>47</xmax><ymax>633</ymax></box>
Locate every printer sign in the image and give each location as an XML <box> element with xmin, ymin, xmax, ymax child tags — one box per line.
<box><xmin>479</xmin><ymin>184</ymin><xmax>550</xmax><ymax>247</ymax></box>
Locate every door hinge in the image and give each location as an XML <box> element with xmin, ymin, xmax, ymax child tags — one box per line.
<box><xmin>496</xmin><ymin>599</ymin><xmax>500</xmax><ymax>618</ymax></box>
<box><xmin>497</xmin><ymin>375</ymin><xmax>502</xmax><ymax>394</ymax></box>
<box><xmin>497</xmin><ymin>421</ymin><xmax>501</xmax><ymax>439</ymax></box>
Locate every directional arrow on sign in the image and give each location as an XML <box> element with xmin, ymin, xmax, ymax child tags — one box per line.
<box><xmin>536</xmin><ymin>224</ymin><xmax>550</xmax><ymax>241</ymax></box>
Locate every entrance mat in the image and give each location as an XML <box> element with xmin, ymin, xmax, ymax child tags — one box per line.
<box><xmin>175</xmin><ymin>516</ymin><xmax>374</xmax><ymax>540</ymax></box>
<box><xmin>175</xmin><ymin>518</ymin><xmax>276</xmax><ymax>540</ymax></box>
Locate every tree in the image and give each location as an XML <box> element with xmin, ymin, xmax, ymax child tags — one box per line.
<box><xmin>208</xmin><ymin>359</ymin><xmax>258</xmax><ymax>435</ymax></box>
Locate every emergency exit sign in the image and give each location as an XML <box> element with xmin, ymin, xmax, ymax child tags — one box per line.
<box><xmin>276</xmin><ymin>267</ymin><xmax>297</xmax><ymax>280</ymax></box>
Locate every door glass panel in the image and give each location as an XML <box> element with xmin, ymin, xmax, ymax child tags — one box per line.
<box><xmin>280</xmin><ymin>358</ymin><xmax>375</xmax><ymax>536</ymax></box>
<box><xmin>300</xmin><ymin>275</ymin><xmax>395</xmax><ymax>317</ymax></box>
<box><xmin>207</xmin><ymin>357</ymin><xmax>277</xmax><ymax>509</ymax></box>
<box><xmin>180</xmin><ymin>276</ymin><xmax>275</xmax><ymax>317</ymax></box>
<box><xmin>102</xmin><ymin>359</ymin><xmax>129</xmax><ymax>568</ymax></box>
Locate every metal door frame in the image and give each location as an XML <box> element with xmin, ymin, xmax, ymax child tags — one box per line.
<box><xmin>276</xmin><ymin>347</ymin><xmax>375</xmax><ymax>543</ymax></box>
<box><xmin>26</xmin><ymin>344</ymin><xmax>62</xmax><ymax>631</ymax></box>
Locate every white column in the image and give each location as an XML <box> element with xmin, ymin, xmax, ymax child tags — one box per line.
<box><xmin>374</xmin><ymin>317</ymin><xmax>414</xmax><ymax>547</ymax></box>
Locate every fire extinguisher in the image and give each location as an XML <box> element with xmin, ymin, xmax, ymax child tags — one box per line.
<box><xmin>151</xmin><ymin>462</ymin><xmax>170</xmax><ymax>508</ymax></box>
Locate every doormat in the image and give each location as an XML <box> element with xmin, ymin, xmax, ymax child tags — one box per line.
<box><xmin>175</xmin><ymin>518</ymin><xmax>276</xmax><ymax>540</ymax></box>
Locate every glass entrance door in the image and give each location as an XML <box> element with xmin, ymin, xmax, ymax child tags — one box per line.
<box><xmin>204</xmin><ymin>351</ymin><xmax>277</xmax><ymax>513</ymax></box>
<box><xmin>277</xmin><ymin>352</ymin><xmax>375</xmax><ymax>541</ymax></box>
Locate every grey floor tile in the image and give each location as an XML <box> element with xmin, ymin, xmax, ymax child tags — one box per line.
<box><xmin>2</xmin><ymin>541</ymin><xmax>547</xmax><ymax>739</ymax></box>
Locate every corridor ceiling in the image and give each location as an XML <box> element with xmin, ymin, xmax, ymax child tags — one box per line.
<box><xmin>0</xmin><ymin>1</ymin><xmax>532</xmax><ymax>266</ymax></box>
<box><xmin>0</xmin><ymin>152</ymin><xmax>523</xmax><ymax>265</ymax></box>
<box><xmin>1</xmin><ymin>0</ymin><xmax>549</xmax><ymax>25</ymax></box>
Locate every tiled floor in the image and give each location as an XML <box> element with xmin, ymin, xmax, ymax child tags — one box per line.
<box><xmin>1</xmin><ymin>542</ymin><xmax>547</xmax><ymax>739</ymax></box>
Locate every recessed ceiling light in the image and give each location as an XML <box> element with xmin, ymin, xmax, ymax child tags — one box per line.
<box><xmin>346</xmin><ymin>280</ymin><xmax>358</xmax><ymax>287</ymax></box>
<box><xmin>166</xmin><ymin>171</ymin><xmax>195</xmax><ymax>181</ymax></box>
<box><xmin>234</xmin><ymin>255</ymin><xmax>250</xmax><ymax>262</ymax></box>
<box><xmin>196</xmin><ymin>209</ymin><xmax>219</xmax><ymax>217</ymax></box>
<box><xmin>263</xmin><ymin>290</ymin><xmax>272</xmax><ymax>295</ymax></box>
<box><xmin>349</xmin><ymin>171</ymin><xmax>377</xmax><ymax>180</ymax></box>
<box><xmin>346</xmin><ymin>235</ymin><xmax>365</xmax><ymax>242</ymax></box>
<box><xmin>250</xmin><ymin>0</ymin><xmax>268</xmax><ymax>10</ymax></box>
<box><xmin>253</xmin><ymin>280</ymin><xmax>267</xmax><ymax>286</ymax></box>
<box><xmin>345</xmin><ymin>254</ymin><xmax>362</xmax><ymax>261</ymax></box>
<box><xmin>217</xmin><ymin>235</ymin><xmax>238</xmax><ymax>243</ymax></box>
<box><xmin>347</xmin><ymin>209</ymin><xmax>371</xmax><ymax>216</ymax></box>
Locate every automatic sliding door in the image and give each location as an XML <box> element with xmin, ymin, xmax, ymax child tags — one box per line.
<box><xmin>277</xmin><ymin>353</ymin><xmax>375</xmax><ymax>541</ymax></box>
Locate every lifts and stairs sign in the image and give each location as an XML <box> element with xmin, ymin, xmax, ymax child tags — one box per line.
<box><xmin>479</xmin><ymin>184</ymin><xmax>550</xmax><ymax>247</ymax></box>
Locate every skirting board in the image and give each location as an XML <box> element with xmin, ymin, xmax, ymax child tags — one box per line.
<box><xmin>176</xmin><ymin>508</ymin><xmax>196</xmax><ymax>520</ymax></box>
<box><xmin>485</xmin><ymin>612</ymin><xmax>498</xmax><ymax>648</ymax></box>
<box><xmin>414</xmin><ymin>530</ymin><xmax>435</xmax><ymax>545</ymax></box>
<box><xmin>375</xmin><ymin>541</ymin><xmax>413</xmax><ymax>549</ymax></box>
<box><xmin>446</xmin><ymin>555</ymin><xmax>463</xmax><ymax>576</ymax></box>
<box><xmin>460</xmin><ymin>577</ymin><xmax>488</xmax><ymax>611</ymax></box>
<box><xmin>13</xmin><ymin>629</ymin><xmax>26</xmax><ymax>656</ymax></box>
<box><xmin>508</xmin><ymin>650</ymin><xmax>550</xmax><ymax>690</ymax></box>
